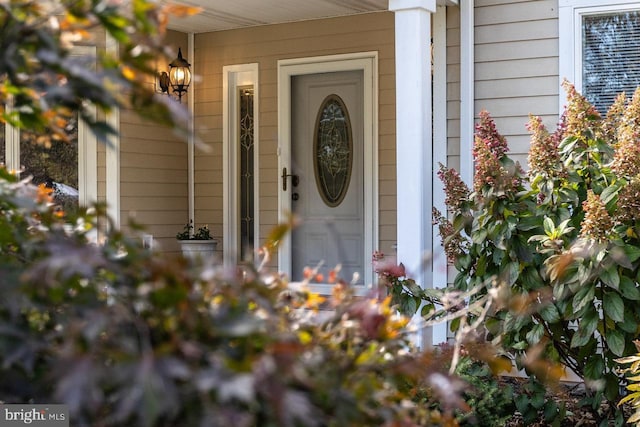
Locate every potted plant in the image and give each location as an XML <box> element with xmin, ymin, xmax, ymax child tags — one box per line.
<box><xmin>176</xmin><ymin>220</ymin><xmax>217</xmax><ymax>261</ymax></box>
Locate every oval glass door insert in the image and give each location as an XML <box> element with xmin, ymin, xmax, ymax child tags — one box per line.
<box><xmin>313</xmin><ymin>94</ymin><xmax>353</xmax><ymax>207</ymax></box>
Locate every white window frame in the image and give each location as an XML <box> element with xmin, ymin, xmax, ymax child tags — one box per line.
<box><xmin>559</xmin><ymin>0</ymin><xmax>640</xmax><ymax>110</ymax></box>
<box><xmin>3</xmin><ymin>45</ymin><xmax>98</xmax><ymax>206</ymax></box>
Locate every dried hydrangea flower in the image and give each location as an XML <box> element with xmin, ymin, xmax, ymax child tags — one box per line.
<box><xmin>472</xmin><ymin>111</ymin><xmax>522</xmax><ymax>196</ymax></box>
<box><xmin>432</xmin><ymin>207</ymin><xmax>468</xmax><ymax>262</ymax></box>
<box><xmin>611</xmin><ymin>125</ymin><xmax>640</xmax><ymax>178</ymax></box>
<box><xmin>437</xmin><ymin>163</ymin><xmax>470</xmax><ymax>216</ymax></box>
<box><xmin>602</xmin><ymin>92</ymin><xmax>626</xmax><ymax>144</ymax></box>
<box><xmin>580</xmin><ymin>190</ymin><xmax>613</xmax><ymax>242</ymax></box>
<box><xmin>610</xmin><ymin>88</ymin><xmax>640</xmax><ymax>177</ymax></box>
<box><xmin>623</xmin><ymin>87</ymin><xmax>640</xmax><ymax>133</ymax></box>
<box><xmin>562</xmin><ymin>80</ymin><xmax>601</xmax><ymax>144</ymax></box>
<box><xmin>527</xmin><ymin>114</ymin><xmax>566</xmax><ymax>180</ymax></box>
<box><xmin>615</xmin><ymin>177</ymin><xmax>640</xmax><ymax>224</ymax></box>
<box><xmin>475</xmin><ymin>110</ymin><xmax>508</xmax><ymax>158</ymax></box>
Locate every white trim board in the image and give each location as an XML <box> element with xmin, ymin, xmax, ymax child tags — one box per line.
<box><xmin>277</xmin><ymin>52</ymin><xmax>379</xmax><ymax>294</ymax></box>
<box><xmin>105</xmin><ymin>35</ymin><xmax>120</xmax><ymax>228</ymax></box>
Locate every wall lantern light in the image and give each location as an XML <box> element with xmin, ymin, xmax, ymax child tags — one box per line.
<box><xmin>157</xmin><ymin>47</ymin><xmax>191</xmax><ymax>102</ymax></box>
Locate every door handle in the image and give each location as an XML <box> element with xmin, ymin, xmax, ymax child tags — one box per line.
<box><xmin>281</xmin><ymin>167</ymin><xmax>299</xmax><ymax>191</ymax></box>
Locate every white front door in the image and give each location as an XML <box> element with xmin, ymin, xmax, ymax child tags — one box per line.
<box><xmin>277</xmin><ymin>53</ymin><xmax>378</xmax><ymax>296</ymax></box>
<box><xmin>290</xmin><ymin>71</ymin><xmax>364</xmax><ymax>288</ymax></box>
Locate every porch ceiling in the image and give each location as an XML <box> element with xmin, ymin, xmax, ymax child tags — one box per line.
<box><xmin>165</xmin><ymin>0</ymin><xmax>390</xmax><ymax>33</ymax></box>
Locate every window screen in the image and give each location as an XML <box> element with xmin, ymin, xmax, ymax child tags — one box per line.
<box><xmin>583</xmin><ymin>10</ymin><xmax>640</xmax><ymax>114</ymax></box>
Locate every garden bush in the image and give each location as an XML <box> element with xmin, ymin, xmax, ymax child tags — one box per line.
<box><xmin>432</xmin><ymin>81</ymin><xmax>640</xmax><ymax>425</ymax></box>
<box><xmin>0</xmin><ymin>167</ymin><xmax>480</xmax><ymax>427</ymax></box>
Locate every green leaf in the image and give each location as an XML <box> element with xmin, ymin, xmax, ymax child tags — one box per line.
<box><xmin>571</xmin><ymin>309</ymin><xmax>598</xmax><ymax>348</ymax></box>
<box><xmin>453</xmin><ymin>272</ymin><xmax>469</xmax><ymax>290</ymax></box>
<box><xmin>618</xmin><ymin>307</ymin><xmax>638</xmax><ymax>333</ymax></box>
<box><xmin>603</xmin><ymin>291</ymin><xmax>624</xmax><ymax>323</ymax></box>
<box><xmin>619</xmin><ymin>276</ymin><xmax>640</xmax><ymax>301</ymax></box>
<box><xmin>572</xmin><ymin>284</ymin><xmax>595</xmax><ymax>314</ymax></box>
<box><xmin>605</xmin><ymin>329</ymin><xmax>625</xmax><ymax>357</ymax></box>
<box><xmin>584</xmin><ymin>355</ymin><xmax>604</xmax><ymax>381</ymax></box>
<box><xmin>600</xmin><ymin>265</ymin><xmax>620</xmax><ymax>290</ymax></box>
<box><xmin>543</xmin><ymin>217</ymin><xmax>555</xmax><ymax>235</ymax></box>
<box><xmin>526</xmin><ymin>323</ymin><xmax>545</xmax><ymax>345</ymax></box>
<box><xmin>450</xmin><ymin>317</ymin><xmax>461</xmax><ymax>332</ymax></box>
<box><xmin>599</xmin><ymin>185</ymin><xmax>618</xmax><ymax>206</ymax></box>
<box><xmin>472</xmin><ymin>228</ymin><xmax>487</xmax><ymax>244</ymax></box>
<box><xmin>521</xmin><ymin>267</ymin><xmax>544</xmax><ymax>290</ymax></box>
<box><xmin>543</xmin><ymin>400</ymin><xmax>559</xmax><ymax>422</ymax></box>
<box><xmin>475</xmin><ymin>254</ymin><xmax>487</xmax><ymax>276</ymax></box>
<box><xmin>503</xmin><ymin>261</ymin><xmax>519</xmax><ymax>286</ymax></box>
<box><xmin>400</xmin><ymin>297</ymin><xmax>418</xmax><ymax>317</ymax></box>
<box><xmin>539</xmin><ymin>303</ymin><xmax>561</xmax><ymax>324</ymax></box>
<box><xmin>624</xmin><ymin>244</ymin><xmax>640</xmax><ymax>263</ymax></box>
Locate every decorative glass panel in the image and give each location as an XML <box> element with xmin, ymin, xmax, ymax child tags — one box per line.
<box><xmin>314</xmin><ymin>94</ymin><xmax>352</xmax><ymax>207</ymax></box>
<box><xmin>0</xmin><ymin>123</ymin><xmax>4</xmax><ymax>166</ymax></box>
<box><xmin>239</xmin><ymin>86</ymin><xmax>254</xmax><ymax>260</ymax></box>
<box><xmin>20</xmin><ymin>114</ymin><xmax>79</xmax><ymax>215</ymax></box>
<box><xmin>583</xmin><ymin>11</ymin><xmax>640</xmax><ymax>114</ymax></box>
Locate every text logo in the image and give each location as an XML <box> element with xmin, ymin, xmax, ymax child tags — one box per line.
<box><xmin>0</xmin><ymin>405</ymin><xmax>68</xmax><ymax>427</ymax></box>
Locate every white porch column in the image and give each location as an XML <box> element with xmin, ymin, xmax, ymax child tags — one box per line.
<box><xmin>389</xmin><ymin>0</ymin><xmax>436</xmax><ymax>348</ymax></box>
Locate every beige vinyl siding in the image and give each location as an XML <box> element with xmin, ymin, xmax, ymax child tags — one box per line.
<box><xmin>194</xmin><ymin>12</ymin><xmax>397</xmax><ymax>269</ymax></box>
<box><xmin>119</xmin><ymin>31</ymin><xmax>189</xmax><ymax>255</ymax></box>
<box><xmin>475</xmin><ymin>0</ymin><xmax>560</xmax><ymax>167</ymax></box>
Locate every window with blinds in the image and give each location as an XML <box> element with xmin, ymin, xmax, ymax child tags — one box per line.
<box><xmin>583</xmin><ymin>10</ymin><xmax>640</xmax><ymax>114</ymax></box>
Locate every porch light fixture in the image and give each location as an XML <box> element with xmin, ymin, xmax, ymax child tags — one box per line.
<box><xmin>160</xmin><ymin>47</ymin><xmax>191</xmax><ymax>102</ymax></box>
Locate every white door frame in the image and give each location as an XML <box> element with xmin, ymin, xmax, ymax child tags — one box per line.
<box><xmin>277</xmin><ymin>52</ymin><xmax>379</xmax><ymax>292</ymax></box>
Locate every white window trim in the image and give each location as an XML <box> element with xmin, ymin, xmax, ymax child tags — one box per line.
<box><xmin>105</xmin><ymin>36</ymin><xmax>121</xmax><ymax>229</ymax></box>
<box><xmin>77</xmin><ymin>47</ymin><xmax>98</xmax><ymax>207</ymax></box>
<box><xmin>559</xmin><ymin>0</ymin><xmax>640</xmax><ymax>111</ymax></box>
<box><xmin>222</xmin><ymin>63</ymin><xmax>260</xmax><ymax>267</ymax></box>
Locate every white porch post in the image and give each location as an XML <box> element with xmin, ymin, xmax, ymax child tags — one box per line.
<box><xmin>389</xmin><ymin>0</ymin><xmax>435</xmax><ymax>348</ymax></box>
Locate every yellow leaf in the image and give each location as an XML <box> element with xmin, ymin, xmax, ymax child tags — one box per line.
<box><xmin>487</xmin><ymin>355</ymin><xmax>513</xmax><ymax>375</ymax></box>
<box><xmin>163</xmin><ymin>4</ymin><xmax>203</xmax><ymax>17</ymax></box>
<box><xmin>305</xmin><ymin>292</ymin><xmax>326</xmax><ymax>310</ymax></box>
<box><xmin>628</xmin><ymin>412</ymin><xmax>640</xmax><ymax>423</ymax></box>
<box><xmin>619</xmin><ymin>393</ymin><xmax>640</xmax><ymax>406</ymax></box>
<box><xmin>616</xmin><ymin>356</ymin><xmax>640</xmax><ymax>364</ymax></box>
<box><xmin>298</xmin><ymin>330</ymin><xmax>312</xmax><ymax>345</ymax></box>
<box><xmin>121</xmin><ymin>66</ymin><xmax>136</xmax><ymax>81</ymax></box>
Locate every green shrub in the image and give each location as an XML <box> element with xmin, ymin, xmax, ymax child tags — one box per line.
<box><xmin>0</xmin><ymin>167</ymin><xmax>475</xmax><ymax>427</ymax></box>
<box><xmin>434</xmin><ymin>82</ymin><xmax>640</xmax><ymax>424</ymax></box>
<box><xmin>454</xmin><ymin>355</ymin><xmax>515</xmax><ymax>426</ymax></box>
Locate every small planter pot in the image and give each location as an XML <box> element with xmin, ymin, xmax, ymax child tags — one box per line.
<box><xmin>179</xmin><ymin>239</ymin><xmax>218</xmax><ymax>262</ymax></box>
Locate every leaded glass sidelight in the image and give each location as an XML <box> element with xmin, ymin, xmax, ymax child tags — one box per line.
<box><xmin>239</xmin><ymin>86</ymin><xmax>255</xmax><ymax>260</ymax></box>
<box><xmin>313</xmin><ymin>94</ymin><xmax>352</xmax><ymax>207</ymax></box>
<box><xmin>0</xmin><ymin>123</ymin><xmax>4</xmax><ymax>166</ymax></box>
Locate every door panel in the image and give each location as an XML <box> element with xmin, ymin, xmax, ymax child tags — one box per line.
<box><xmin>291</xmin><ymin>71</ymin><xmax>364</xmax><ymax>287</ymax></box>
